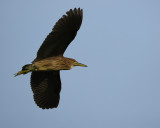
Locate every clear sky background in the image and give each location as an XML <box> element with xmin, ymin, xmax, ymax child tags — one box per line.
<box><xmin>1</xmin><ymin>0</ymin><xmax>160</xmax><ymax>128</ymax></box>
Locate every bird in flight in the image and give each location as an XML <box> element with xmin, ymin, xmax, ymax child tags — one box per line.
<box><xmin>15</xmin><ymin>8</ymin><xmax>87</xmax><ymax>109</ymax></box>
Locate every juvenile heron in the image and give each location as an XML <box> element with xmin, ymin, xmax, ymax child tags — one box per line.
<box><xmin>15</xmin><ymin>8</ymin><xmax>87</xmax><ymax>109</ymax></box>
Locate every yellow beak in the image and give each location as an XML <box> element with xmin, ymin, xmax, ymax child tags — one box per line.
<box><xmin>14</xmin><ymin>70</ymin><xmax>31</xmax><ymax>77</ymax></box>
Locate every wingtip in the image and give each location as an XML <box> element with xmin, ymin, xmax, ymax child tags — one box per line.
<box><xmin>67</xmin><ymin>8</ymin><xmax>83</xmax><ymax>15</ymax></box>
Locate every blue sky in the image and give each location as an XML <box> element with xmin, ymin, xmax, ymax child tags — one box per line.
<box><xmin>1</xmin><ymin>0</ymin><xmax>160</xmax><ymax>128</ymax></box>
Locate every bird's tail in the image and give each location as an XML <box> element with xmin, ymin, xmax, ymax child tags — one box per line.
<box><xmin>14</xmin><ymin>64</ymin><xmax>34</xmax><ymax>77</ymax></box>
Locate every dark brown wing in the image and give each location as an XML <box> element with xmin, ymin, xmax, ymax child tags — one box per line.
<box><xmin>34</xmin><ymin>8</ymin><xmax>83</xmax><ymax>62</ymax></box>
<box><xmin>31</xmin><ymin>71</ymin><xmax>61</xmax><ymax>109</ymax></box>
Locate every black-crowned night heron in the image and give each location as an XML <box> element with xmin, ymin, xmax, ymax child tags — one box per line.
<box><xmin>15</xmin><ymin>8</ymin><xmax>87</xmax><ymax>109</ymax></box>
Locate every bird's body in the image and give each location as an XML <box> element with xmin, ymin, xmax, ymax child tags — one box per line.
<box><xmin>15</xmin><ymin>8</ymin><xmax>87</xmax><ymax>109</ymax></box>
<box><xmin>34</xmin><ymin>56</ymin><xmax>75</xmax><ymax>71</ymax></box>
<box><xmin>31</xmin><ymin>56</ymin><xmax>86</xmax><ymax>71</ymax></box>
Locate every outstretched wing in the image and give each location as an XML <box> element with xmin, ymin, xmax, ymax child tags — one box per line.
<box><xmin>34</xmin><ymin>8</ymin><xmax>83</xmax><ymax>62</ymax></box>
<box><xmin>31</xmin><ymin>71</ymin><xmax>61</xmax><ymax>109</ymax></box>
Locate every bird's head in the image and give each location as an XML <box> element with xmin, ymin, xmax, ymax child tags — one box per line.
<box><xmin>14</xmin><ymin>64</ymin><xmax>34</xmax><ymax>77</ymax></box>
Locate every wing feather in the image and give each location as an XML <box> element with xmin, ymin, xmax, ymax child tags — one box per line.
<box><xmin>30</xmin><ymin>71</ymin><xmax>61</xmax><ymax>109</ymax></box>
<box><xmin>34</xmin><ymin>8</ymin><xmax>83</xmax><ymax>62</ymax></box>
